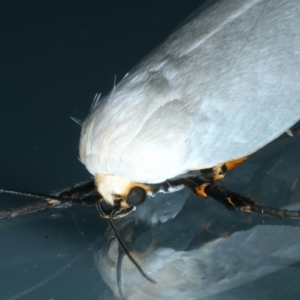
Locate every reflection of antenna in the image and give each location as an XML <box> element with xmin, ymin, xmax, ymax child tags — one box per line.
<box><xmin>109</xmin><ymin>208</ymin><xmax>156</xmax><ymax>284</ymax></box>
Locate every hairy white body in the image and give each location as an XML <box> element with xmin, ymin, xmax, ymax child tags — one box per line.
<box><xmin>80</xmin><ymin>0</ymin><xmax>300</xmax><ymax>192</ymax></box>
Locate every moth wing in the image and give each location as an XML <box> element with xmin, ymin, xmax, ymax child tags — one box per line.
<box><xmin>80</xmin><ymin>0</ymin><xmax>300</xmax><ymax>183</ymax></box>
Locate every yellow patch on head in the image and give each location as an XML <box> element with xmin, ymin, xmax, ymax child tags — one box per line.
<box><xmin>95</xmin><ymin>173</ymin><xmax>151</xmax><ymax>207</ymax></box>
<box><xmin>212</xmin><ymin>165</ymin><xmax>226</xmax><ymax>181</ymax></box>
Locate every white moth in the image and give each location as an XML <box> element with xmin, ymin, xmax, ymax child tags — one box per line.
<box><xmin>79</xmin><ymin>0</ymin><xmax>300</xmax><ymax>216</ymax></box>
<box><xmin>1</xmin><ymin>0</ymin><xmax>300</xmax><ymax>289</ymax></box>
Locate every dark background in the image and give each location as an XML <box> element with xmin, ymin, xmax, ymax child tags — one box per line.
<box><xmin>0</xmin><ymin>0</ymin><xmax>201</xmax><ymax>194</ymax></box>
<box><xmin>0</xmin><ymin>1</ymin><xmax>202</xmax><ymax>299</ymax></box>
<box><xmin>1</xmin><ymin>1</ymin><xmax>300</xmax><ymax>300</ymax></box>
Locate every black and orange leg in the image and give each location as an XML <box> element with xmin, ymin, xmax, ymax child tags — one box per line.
<box><xmin>201</xmin><ymin>157</ymin><xmax>247</xmax><ymax>181</ymax></box>
<box><xmin>182</xmin><ymin>177</ymin><xmax>300</xmax><ymax>218</ymax></box>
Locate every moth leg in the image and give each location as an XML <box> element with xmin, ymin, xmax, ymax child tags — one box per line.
<box><xmin>48</xmin><ymin>180</ymin><xmax>99</xmax><ymax>206</ymax></box>
<box><xmin>278</xmin><ymin>126</ymin><xmax>300</xmax><ymax>139</ymax></box>
<box><xmin>184</xmin><ymin>177</ymin><xmax>254</xmax><ymax>211</ymax></box>
<box><xmin>201</xmin><ymin>157</ymin><xmax>247</xmax><ymax>181</ymax></box>
<box><xmin>0</xmin><ymin>201</ymin><xmax>51</xmax><ymax>219</ymax></box>
<box><xmin>55</xmin><ymin>180</ymin><xmax>95</xmax><ymax>200</ymax></box>
<box><xmin>0</xmin><ymin>181</ymin><xmax>98</xmax><ymax>219</ymax></box>
<box><xmin>184</xmin><ymin>178</ymin><xmax>300</xmax><ymax>218</ymax></box>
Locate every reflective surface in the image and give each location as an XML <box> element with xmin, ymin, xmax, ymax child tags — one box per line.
<box><xmin>1</xmin><ymin>1</ymin><xmax>300</xmax><ymax>300</ymax></box>
<box><xmin>0</xmin><ymin>207</ymin><xmax>106</xmax><ymax>299</ymax></box>
<box><xmin>93</xmin><ymin>129</ymin><xmax>300</xmax><ymax>299</ymax></box>
<box><xmin>1</xmin><ymin>125</ymin><xmax>300</xmax><ymax>300</ymax></box>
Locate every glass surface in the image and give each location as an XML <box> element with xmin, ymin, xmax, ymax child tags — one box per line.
<box><xmin>1</xmin><ymin>129</ymin><xmax>299</xmax><ymax>300</ymax></box>
<box><xmin>93</xmin><ymin>131</ymin><xmax>300</xmax><ymax>300</ymax></box>
<box><xmin>1</xmin><ymin>1</ymin><xmax>300</xmax><ymax>300</ymax></box>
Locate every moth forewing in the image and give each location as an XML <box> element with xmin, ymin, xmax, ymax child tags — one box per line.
<box><xmin>80</xmin><ymin>0</ymin><xmax>300</xmax><ymax>207</ymax></box>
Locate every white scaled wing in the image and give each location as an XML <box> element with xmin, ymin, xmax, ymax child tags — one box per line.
<box><xmin>80</xmin><ymin>0</ymin><xmax>300</xmax><ymax>183</ymax></box>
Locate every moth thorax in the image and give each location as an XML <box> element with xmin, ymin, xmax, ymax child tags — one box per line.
<box><xmin>95</xmin><ymin>173</ymin><xmax>132</xmax><ymax>206</ymax></box>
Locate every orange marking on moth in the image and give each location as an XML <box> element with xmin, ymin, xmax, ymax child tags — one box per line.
<box><xmin>209</xmin><ymin>157</ymin><xmax>247</xmax><ymax>181</ymax></box>
<box><xmin>226</xmin><ymin>197</ymin><xmax>235</xmax><ymax>207</ymax></box>
<box><xmin>212</xmin><ymin>165</ymin><xmax>225</xmax><ymax>181</ymax></box>
<box><xmin>95</xmin><ymin>173</ymin><xmax>151</xmax><ymax>208</ymax></box>
<box><xmin>240</xmin><ymin>205</ymin><xmax>252</xmax><ymax>214</ymax></box>
<box><xmin>225</xmin><ymin>156</ymin><xmax>247</xmax><ymax>171</ymax></box>
<box><xmin>120</xmin><ymin>200</ymin><xmax>131</xmax><ymax>209</ymax></box>
<box><xmin>195</xmin><ymin>183</ymin><xmax>210</xmax><ymax>198</ymax></box>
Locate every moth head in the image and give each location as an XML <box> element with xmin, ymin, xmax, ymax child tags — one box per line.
<box><xmin>95</xmin><ymin>174</ymin><xmax>149</xmax><ymax>210</ymax></box>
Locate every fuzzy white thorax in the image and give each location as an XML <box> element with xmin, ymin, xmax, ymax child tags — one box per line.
<box><xmin>95</xmin><ymin>174</ymin><xmax>132</xmax><ymax>206</ymax></box>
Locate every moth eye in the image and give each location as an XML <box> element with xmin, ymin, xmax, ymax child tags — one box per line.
<box><xmin>127</xmin><ymin>187</ymin><xmax>146</xmax><ymax>206</ymax></box>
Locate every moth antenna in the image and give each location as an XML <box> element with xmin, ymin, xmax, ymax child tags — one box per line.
<box><xmin>109</xmin><ymin>208</ymin><xmax>156</xmax><ymax>284</ymax></box>
<box><xmin>70</xmin><ymin>116</ymin><xmax>82</xmax><ymax>126</ymax></box>
<box><xmin>90</xmin><ymin>93</ymin><xmax>102</xmax><ymax>112</ymax></box>
<box><xmin>0</xmin><ymin>188</ymin><xmax>80</xmax><ymax>204</ymax></box>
